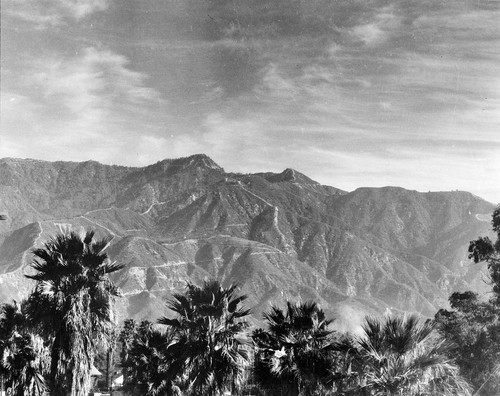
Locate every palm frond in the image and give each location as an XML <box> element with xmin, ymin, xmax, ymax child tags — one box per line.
<box><xmin>155</xmin><ymin>279</ymin><xmax>250</xmax><ymax>395</ymax></box>
<box><xmin>23</xmin><ymin>229</ymin><xmax>123</xmax><ymax>396</ymax></box>
<box><xmin>102</xmin><ymin>260</ymin><xmax>126</xmax><ymax>274</ymax></box>
<box><xmin>352</xmin><ymin>314</ymin><xmax>472</xmax><ymax>396</ymax></box>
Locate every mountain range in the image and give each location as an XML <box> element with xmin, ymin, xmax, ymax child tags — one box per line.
<box><xmin>0</xmin><ymin>154</ymin><xmax>495</xmax><ymax>331</ymax></box>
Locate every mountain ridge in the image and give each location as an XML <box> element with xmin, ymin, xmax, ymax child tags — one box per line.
<box><xmin>0</xmin><ymin>155</ymin><xmax>494</xmax><ymax>331</ymax></box>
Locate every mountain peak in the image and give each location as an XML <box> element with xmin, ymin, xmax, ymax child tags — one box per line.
<box><xmin>156</xmin><ymin>154</ymin><xmax>223</xmax><ymax>172</ymax></box>
<box><xmin>281</xmin><ymin>168</ymin><xmax>299</xmax><ymax>181</ymax></box>
<box><xmin>181</xmin><ymin>154</ymin><xmax>223</xmax><ymax>170</ymax></box>
<box><xmin>265</xmin><ymin>168</ymin><xmax>318</xmax><ymax>185</ymax></box>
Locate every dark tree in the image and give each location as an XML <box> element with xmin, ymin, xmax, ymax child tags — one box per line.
<box><xmin>252</xmin><ymin>301</ymin><xmax>338</xmax><ymax>396</ymax></box>
<box><xmin>468</xmin><ymin>205</ymin><xmax>500</xmax><ymax>301</ymax></box>
<box><xmin>435</xmin><ymin>293</ymin><xmax>500</xmax><ymax>394</ymax></box>
<box><xmin>0</xmin><ymin>301</ymin><xmax>48</xmax><ymax>396</ymax></box>
<box><xmin>120</xmin><ymin>321</ymin><xmax>180</xmax><ymax>396</ymax></box>
<box><xmin>118</xmin><ymin>318</ymin><xmax>137</xmax><ymax>387</ymax></box>
<box><xmin>158</xmin><ymin>280</ymin><xmax>251</xmax><ymax>396</ymax></box>
<box><xmin>435</xmin><ymin>206</ymin><xmax>500</xmax><ymax>394</ymax></box>
<box><xmin>25</xmin><ymin>230</ymin><xmax>124</xmax><ymax>396</ymax></box>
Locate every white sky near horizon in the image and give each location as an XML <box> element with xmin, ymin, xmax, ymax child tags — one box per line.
<box><xmin>1</xmin><ymin>0</ymin><xmax>499</xmax><ymax>203</ymax></box>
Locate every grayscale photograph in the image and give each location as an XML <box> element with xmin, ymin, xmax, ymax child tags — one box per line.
<box><xmin>1</xmin><ymin>0</ymin><xmax>499</xmax><ymax>395</ymax></box>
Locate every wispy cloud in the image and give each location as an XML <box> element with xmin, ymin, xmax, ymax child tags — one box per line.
<box><xmin>0</xmin><ymin>47</ymin><xmax>165</xmax><ymax>163</ymax></box>
<box><xmin>31</xmin><ymin>47</ymin><xmax>160</xmax><ymax>114</ymax></box>
<box><xmin>2</xmin><ymin>0</ymin><xmax>500</xmax><ymax>201</ymax></box>
<box><xmin>3</xmin><ymin>0</ymin><xmax>108</xmax><ymax>27</ymax></box>
<box><xmin>351</xmin><ymin>6</ymin><xmax>401</xmax><ymax>46</ymax></box>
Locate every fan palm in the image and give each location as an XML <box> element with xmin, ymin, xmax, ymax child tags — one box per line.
<box><xmin>252</xmin><ymin>301</ymin><xmax>337</xmax><ymax>396</ymax></box>
<box><xmin>0</xmin><ymin>301</ymin><xmax>23</xmax><ymax>376</ymax></box>
<box><xmin>119</xmin><ymin>318</ymin><xmax>137</xmax><ymax>387</ymax></box>
<box><xmin>158</xmin><ymin>280</ymin><xmax>251</xmax><ymax>396</ymax></box>
<box><xmin>346</xmin><ymin>314</ymin><xmax>472</xmax><ymax>396</ymax></box>
<box><xmin>1</xmin><ymin>301</ymin><xmax>25</xmax><ymax>395</ymax></box>
<box><xmin>0</xmin><ymin>301</ymin><xmax>48</xmax><ymax>396</ymax></box>
<box><xmin>121</xmin><ymin>321</ymin><xmax>182</xmax><ymax>396</ymax></box>
<box><xmin>25</xmin><ymin>230</ymin><xmax>124</xmax><ymax>396</ymax></box>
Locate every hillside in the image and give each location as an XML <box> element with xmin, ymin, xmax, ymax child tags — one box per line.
<box><xmin>0</xmin><ymin>154</ymin><xmax>495</xmax><ymax>330</ymax></box>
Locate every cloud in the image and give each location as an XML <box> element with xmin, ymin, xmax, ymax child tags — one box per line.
<box><xmin>0</xmin><ymin>47</ymin><xmax>165</xmax><ymax>163</ymax></box>
<box><xmin>209</xmin><ymin>40</ymin><xmax>265</xmax><ymax>97</ymax></box>
<box><xmin>294</xmin><ymin>142</ymin><xmax>500</xmax><ymax>203</ymax></box>
<box><xmin>350</xmin><ymin>6</ymin><xmax>401</xmax><ymax>47</ymax></box>
<box><xmin>352</xmin><ymin>23</ymin><xmax>385</xmax><ymax>46</ymax></box>
<box><xmin>255</xmin><ymin>64</ymin><xmax>300</xmax><ymax>101</ymax></box>
<box><xmin>200</xmin><ymin>0</ymin><xmax>340</xmax><ymax>41</ymax></box>
<box><xmin>166</xmin><ymin>106</ymin><xmax>500</xmax><ymax>201</ymax></box>
<box><xmin>2</xmin><ymin>0</ymin><xmax>500</xmax><ymax>204</ymax></box>
<box><xmin>188</xmin><ymin>113</ymin><xmax>268</xmax><ymax>160</ymax></box>
<box><xmin>3</xmin><ymin>0</ymin><xmax>108</xmax><ymax>27</ymax></box>
<box><xmin>31</xmin><ymin>47</ymin><xmax>160</xmax><ymax>115</ymax></box>
<box><xmin>61</xmin><ymin>0</ymin><xmax>108</xmax><ymax>19</ymax></box>
<box><xmin>0</xmin><ymin>93</ymin><xmax>44</xmax><ymax>158</ymax></box>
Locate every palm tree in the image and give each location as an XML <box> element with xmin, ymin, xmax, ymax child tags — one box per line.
<box><xmin>0</xmin><ymin>301</ymin><xmax>48</xmax><ymax>396</ymax></box>
<box><xmin>5</xmin><ymin>333</ymin><xmax>48</xmax><ymax>396</ymax></box>
<box><xmin>158</xmin><ymin>280</ymin><xmax>251</xmax><ymax>396</ymax></box>
<box><xmin>25</xmin><ymin>230</ymin><xmax>124</xmax><ymax>396</ymax></box>
<box><xmin>346</xmin><ymin>314</ymin><xmax>472</xmax><ymax>396</ymax></box>
<box><xmin>121</xmin><ymin>321</ymin><xmax>182</xmax><ymax>396</ymax></box>
<box><xmin>119</xmin><ymin>318</ymin><xmax>137</xmax><ymax>388</ymax></box>
<box><xmin>1</xmin><ymin>301</ymin><xmax>24</xmax><ymax>396</ymax></box>
<box><xmin>252</xmin><ymin>301</ymin><xmax>337</xmax><ymax>396</ymax></box>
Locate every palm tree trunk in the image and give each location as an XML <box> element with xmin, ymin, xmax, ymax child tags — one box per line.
<box><xmin>49</xmin><ymin>333</ymin><xmax>65</xmax><ymax>396</ymax></box>
<box><xmin>106</xmin><ymin>348</ymin><xmax>111</xmax><ymax>391</ymax></box>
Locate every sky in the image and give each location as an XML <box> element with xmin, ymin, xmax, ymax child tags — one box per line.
<box><xmin>1</xmin><ymin>0</ymin><xmax>500</xmax><ymax>203</ymax></box>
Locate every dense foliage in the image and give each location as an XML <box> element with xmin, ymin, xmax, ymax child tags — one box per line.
<box><xmin>252</xmin><ymin>301</ymin><xmax>339</xmax><ymax>396</ymax></box>
<box><xmin>345</xmin><ymin>315</ymin><xmax>471</xmax><ymax>396</ymax></box>
<box><xmin>435</xmin><ymin>205</ymin><xmax>500</xmax><ymax>395</ymax></box>
<box><xmin>0</xmin><ymin>301</ymin><xmax>48</xmax><ymax>396</ymax></box>
<box><xmin>120</xmin><ymin>320</ymin><xmax>180</xmax><ymax>395</ymax></box>
<box><xmin>118</xmin><ymin>281</ymin><xmax>252</xmax><ymax>395</ymax></box>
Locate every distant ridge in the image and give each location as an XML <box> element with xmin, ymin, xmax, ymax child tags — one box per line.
<box><xmin>0</xmin><ymin>155</ymin><xmax>494</xmax><ymax>330</ymax></box>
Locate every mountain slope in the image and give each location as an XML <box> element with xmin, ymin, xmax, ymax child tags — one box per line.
<box><xmin>0</xmin><ymin>155</ymin><xmax>494</xmax><ymax>329</ymax></box>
